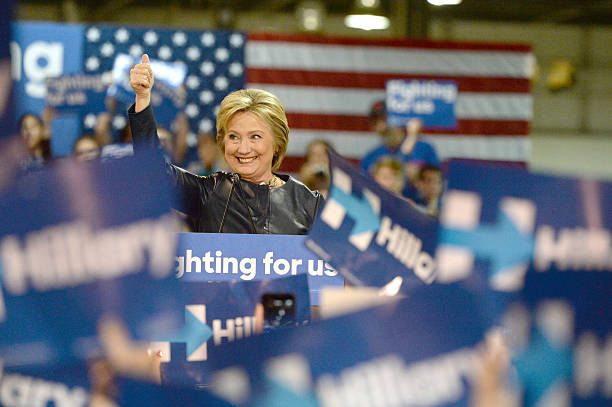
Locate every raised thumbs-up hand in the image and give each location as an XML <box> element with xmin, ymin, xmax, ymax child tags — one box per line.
<box><xmin>130</xmin><ymin>54</ymin><xmax>155</xmax><ymax>113</ymax></box>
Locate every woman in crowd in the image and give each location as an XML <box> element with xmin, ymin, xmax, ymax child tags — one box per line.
<box><xmin>299</xmin><ymin>139</ymin><xmax>334</xmax><ymax>199</ymax></box>
<box><xmin>18</xmin><ymin>111</ymin><xmax>53</xmax><ymax>168</ymax></box>
<box><xmin>128</xmin><ymin>54</ymin><xmax>323</xmax><ymax>235</ymax></box>
<box><xmin>73</xmin><ymin>134</ymin><xmax>101</xmax><ymax>161</ymax></box>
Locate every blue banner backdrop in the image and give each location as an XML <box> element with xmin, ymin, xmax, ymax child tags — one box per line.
<box><xmin>11</xmin><ymin>22</ymin><xmax>85</xmax><ymax>156</ymax></box>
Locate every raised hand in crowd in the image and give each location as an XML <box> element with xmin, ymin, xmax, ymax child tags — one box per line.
<box><xmin>130</xmin><ymin>54</ymin><xmax>154</xmax><ymax>113</ymax></box>
<box><xmin>400</xmin><ymin>118</ymin><xmax>422</xmax><ymax>178</ymax></box>
<box><xmin>471</xmin><ymin>330</ymin><xmax>518</xmax><ymax>407</ymax></box>
<box><xmin>97</xmin><ymin>316</ymin><xmax>163</xmax><ymax>384</ymax></box>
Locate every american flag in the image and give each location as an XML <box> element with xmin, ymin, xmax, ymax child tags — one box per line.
<box><xmin>83</xmin><ymin>26</ymin><xmax>532</xmax><ymax>171</ymax></box>
<box><xmin>246</xmin><ymin>33</ymin><xmax>533</xmax><ymax>172</ymax></box>
<box><xmin>82</xmin><ymin>24</ymin><xmax>245</xmax><ymax>158</ymax></box>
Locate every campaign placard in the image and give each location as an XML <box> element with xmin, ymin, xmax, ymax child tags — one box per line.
<box><xmin>386</xmin><ymin>79</ymin><xmax>458</xmax><ymax>128</ymax></box>
<box><xmin>153</xmin><ymin>274</ymin><xmax>311</xmax><ymax>387</ymax></box>
<box><xmin>306</xmin><ymin>152</ymin><xmax>439</xmax><ymax>291</ymax></box>
<box><xmin>436</xmin><ymin>161</ymin><xmax>612</xmax><ymax>292</ymax></box>
<box><xmin>114</xmin><ymin>377</ymin><xmax>235</xmax><ymax>407</ymax></box>
<box><xmin>504</xmin><ymin>272</ymin><xmax>612</xmax><ymax>407</ymax></box>
<box><xmin>0</xmin><ymin>149</ymin><xmax>185</xmax><ymax>366</ymax></box>
<box><xmin>0</xmin><ymin>361</ymin><xmax>235</xmax><ymax>407</ymax></box>
<box><xmin>175</xmin><ymin>233</ymin><xmax>344</xmax><ymax>305</ymax></box>
<box><xmin>196</xmin><ymin>283</ymin><xmax>490</xmax><ymax>407</ymax></box>
<box><xmin>45</xmin><ymin>73</ymin><xmax>111</xmax><ymax>113</ymax></box>
<box><xmin>0</xmin><ymin>361</ymin><xmax>91</xmax><ymax>407</ymax></box>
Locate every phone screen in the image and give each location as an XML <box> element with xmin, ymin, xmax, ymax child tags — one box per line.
<box><xmin>261</xmin><ymin>293</ymin><xmax>296</xmax><ymax>330</ymax></box>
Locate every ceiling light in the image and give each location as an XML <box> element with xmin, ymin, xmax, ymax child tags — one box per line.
<box><xmin>359</xmin><ymin>0</ymin><xmax>379</xmax><ymax>7</ymax></box>
<box><xmin>344</xmin><ymin>0</ymin><xmax>390</xmax><ymax>31</ymax></box>
<box><xmin>344</xmin><ymin>14</ymin><xmax>390</xmax><ymax>30</ymax></box>
<box><xmin>296</xmin><ymin>0</ymin><xmax>326</xmax><ymax>32</ymax></box>
<box><xmin>427</xmin><ymin>0</ymin><xmax>463</xmax><ymax>5</ymax></box>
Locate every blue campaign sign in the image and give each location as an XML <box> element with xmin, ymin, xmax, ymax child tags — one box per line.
<box><xmin>11</xmin><ymin>22</ymin><xmax>85</xmax><ymax>155</ymax></box>
<box><xmin>436</xmin><ymin>161</ymin><xmax>612</xmax><ymax>292</ymax></box>
<box><xmin>386</xmin><ymin>79</ymin><xmax>458</xmax><ymax>128</ymax></box>
<box><xmin>176</xmin><ymin>233</ymin><xmax>344</xmax><ymax>305</ymax></box>
<box><xmin>197</xmin><ymin>283</ymin><xmax>490</xmax><ymax>407</ymax></box>
<box><xmin>155</xmin><ymin>274</ymin><xmax>310</xmax><ymax>388</ymax></box>
<box><xmin>0</xmin><ymin>149</ymin><xmax>185</xmax><ymax>366</ymax></box>
<box><xmin>114</xmin><ymin>377</ymin><xmax>235</xmax><ymax>407</ymax></box>
<box><xmin>45</xmin><ymin>72</ymin><xmax>111</xmax><ymax>113</ymax></box>
<box><xmin>306</xmin><ymin>152</ymin><xmax>439</xmax><ymax>291</ymax></box>
<box><xmin>1</xmin><ymin>361</ymin><xmax>92</xmax><ymax>406</ymax></box>
<box><xmin>504</xmin><ymin>272</ymin><xmax>612</xmax><ymax>407</ymax></box>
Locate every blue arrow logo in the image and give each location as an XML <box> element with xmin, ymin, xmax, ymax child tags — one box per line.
<box><xmin>514</xmin><ymin>328</ymin><xmax>573</xmax><ymax>407</ymax></box>
<box><xmin>439</xmin><ymin>210</ymin><xmax>534</xmax><ymax>277</ymax></box>
<box><xmin>329</xmin><ymin>185</ymin><xmax>380</xmax><ymax>237</ymax></box>
<box><xmin>156</xmin><ymin>307</ymin><xmax>212</xmax><ymax>359</ymax></box>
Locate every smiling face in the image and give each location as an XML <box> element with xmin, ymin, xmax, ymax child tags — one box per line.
<box><xmin>223</xmin><ymin>111</ymin><xmax>276</xmax><ymax>184</ymax></box>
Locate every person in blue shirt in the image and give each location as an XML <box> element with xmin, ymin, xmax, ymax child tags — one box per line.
<box><xmin>360</xmin><ymin>100</ymin><xmax>439</xmax><ymax>198</ymax></box>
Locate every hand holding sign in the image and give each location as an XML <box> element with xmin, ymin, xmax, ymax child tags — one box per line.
<box><xmin>130</xmin><ymin>54</ymin><xmax>154</xmax><ymax>112</ymax></box>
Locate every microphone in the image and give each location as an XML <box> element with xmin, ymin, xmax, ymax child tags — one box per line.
<box><xmin>218</xmin><ymin>173</ymin><xmax>238</xmax><ymax>233</ymax></box>
<box><xmin>232</xmin><ymin>173</ymin><xmax>258</xmax><ymax>234</ymax></box>
<box><xmin>219</xmin><ymin>172</ymin><xmax>258</xmax><ymax>234</ymax></box>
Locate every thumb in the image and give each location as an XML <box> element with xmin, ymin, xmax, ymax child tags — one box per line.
<box><xmin>142</xmin><ymin>54</ymin><xmax>150</xmax><ymax>64</ymax></box>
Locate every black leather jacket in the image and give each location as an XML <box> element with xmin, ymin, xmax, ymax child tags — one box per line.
<box><xmin>128</xmin><ymin>104</ymin><xmax>324</xmax><ymax>234</ymax></box>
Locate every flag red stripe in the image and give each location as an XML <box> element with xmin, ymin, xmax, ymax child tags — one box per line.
<box><xmin>279</xmin><ymin>155</ymin><xmax>360</xmax><ymax>174</ymax></box>
<box><xmin>248</xmin><ymin>68</ymin><xmax>531</xmax><ymax>93</ymax></box>
<box><xmin>286</xmin><ymin>113</ymin><xmax>529</xmax><ymax>136</ymax></box>
<box><xmin>247</xmin><ymin>32</ymin><xmax>532</xmax><ymax>53</ymax></box>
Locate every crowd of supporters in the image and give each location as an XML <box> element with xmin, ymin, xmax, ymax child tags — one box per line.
<box><xmin>17</xmin><ymin>97</ymin><xmax>444</xmax><ymax>219</ymax></box>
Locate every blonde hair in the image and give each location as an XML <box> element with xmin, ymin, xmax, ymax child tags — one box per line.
<box><xmin>216</xmin><ymin>89</ymin><xmax>289</xmax><ymax>171</ymax></box>
<box><xmin>374</xmin><ymin>158</ymin><xmax>403</xmax><ymax>176</ymax></box>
